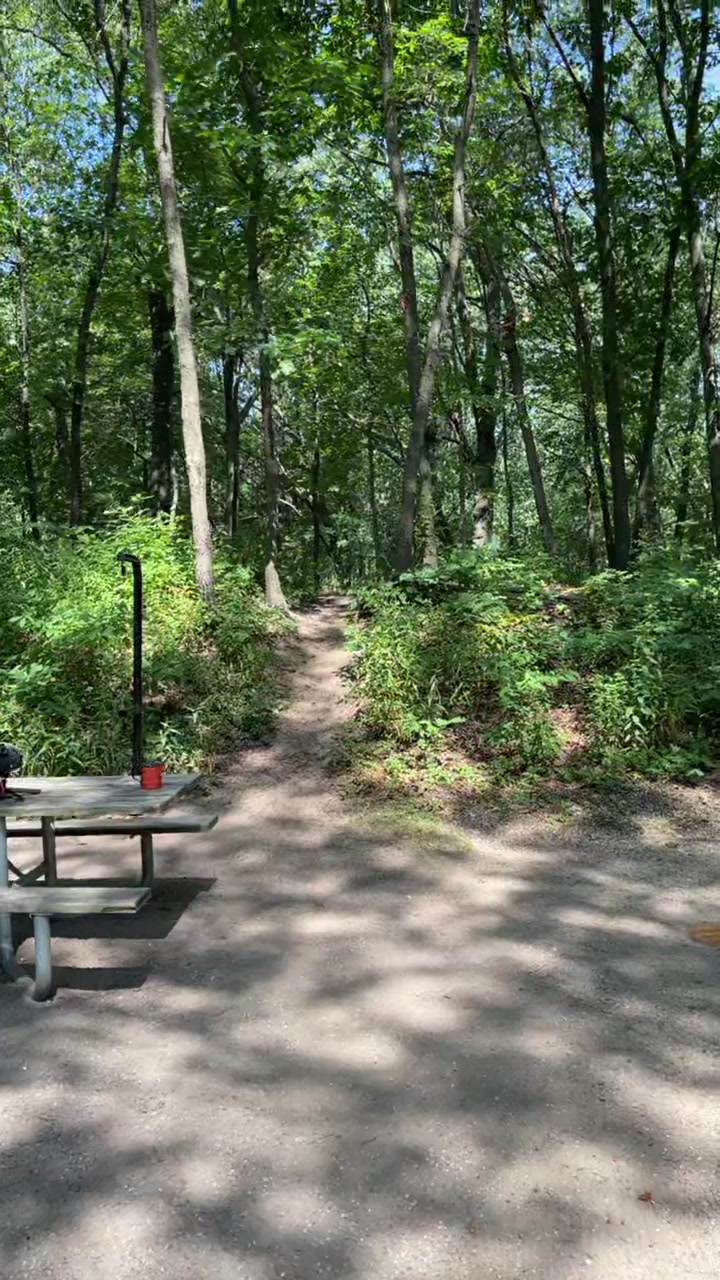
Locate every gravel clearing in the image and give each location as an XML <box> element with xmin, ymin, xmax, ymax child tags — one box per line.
<box><xmin>1</xmin><ymin>599</ymin><xmax>720</xmax><ymax>1278</ymax></box>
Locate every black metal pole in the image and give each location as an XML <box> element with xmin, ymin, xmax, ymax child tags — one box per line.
<box><xmin>118</xmin><ymin>553</ymin><xmax>143</xmax><ymax>777</ymax></box>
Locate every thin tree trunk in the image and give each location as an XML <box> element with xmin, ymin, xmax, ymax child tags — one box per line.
<box><xmin>675</xmin><ymin>365</ymin><xmax>701</xmax><ymax>542</ymax></box>
<box><xmin>686</xmin><ymin>204</ymin><xmax>720</xmax><ymax>548</ymax></box>
<box><xmin>456</xmin><ymin>263</ymin><xmax>500</xmax><ymax>546</ymax></box>
<box><xmin>228</xmin><ymin>0</ymin><xmax>287</xmax><ymax>608</ymax></box>
<box><xmin>587</xmin><ymin>0</ymin><xmax>631</xmax><ymax>567</ymax></box>
<box><xmin>380</xmin><ymin>0</ymin><xmax>482</xmax><ymax>572</ymax></box>
<box><xmin>501</xmin><ymin>371</ymin><xmax>515</xmax><ymax>548</ymax></box>
<box><xmin>502</xmin><ymin>10</ymin><xmax>613</xmax><ymax>566</ymax></box>
<box><xmin>635</xmin><ymin>224</ymin><xmax>681</xmax><ymax>539</ymax></box>
<box><xmin>148</xmin><ymin>289</ymin><xmax>175</xmax><ymax>514</ymax></box>
<box><xmin>367</xmin><ymin>425</ymin><xmax>382</xmax><ymax>572</ymax></box>
<box><xmin>484</xmin><ymin>246</ymin><xmax>556</xmax><ymax>554</ymax></box>
<box><xmin>417</xmin><ymin>427</ymin><xmax>439</xmax><ymax>567</ymax></box>
<box><xmin>457</xmin><ymin>418</ymin><xmax>468</xmax><ymax>545</ymax></box>
<box><xmin>632</xmin><ymin>0</ymin><xmax>718</xmax><ymax>550</ymax></box>
<box><xmin>223</xmin><ymin>350</ymin><xmax>240</xmax><ymax>537</ymax></box>
<box><xmin>378</xmin><ymin>0</ymin><xmax>422</xmax><ymax>411</ymax></box>
<box><xmin>311</xmin><ymin>444</ymin><xmax>322</xmax><ymax>592</ymax></box>
<box><xmin>584</xmin><ymin>455</ymin><xmax>597</xmax><ymax>572</ymax></box>
<box><xmin>16</xmin><ymin>214</ymin><xmax>40</xmax><ymax>538</ymax></box>
<box><xmin>140</xmin><ymin>0</ymin><xmax>214</xmax><ymax>601</ymax></box>
<box><xmin>69</xmin><ymin>0</ymin><xmax>131</xmax><ymax>525</ymax></box>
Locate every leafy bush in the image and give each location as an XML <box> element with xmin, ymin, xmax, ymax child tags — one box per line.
<box><xmin>350</xmin><ymin>549</ymin><xmax>720</xmax><ymax>781</ymax></box>
<box><xmin>0</xmin><ymin>514</ymin><xmax>282</xmax><ymax>775</ymax></box>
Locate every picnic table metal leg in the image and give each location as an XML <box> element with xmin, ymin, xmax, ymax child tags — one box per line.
<box><xmin>0</xmin><ymin>816</ymin><xmax>15</xmax><ymax>976</ymax></box>
<box><xmin>31</xmin><ymin>916</ymin><xmax>54</xmax><ymax>1001</ymax></box>
<box><xmin>41</xmin><ymin>817</ymin><xmax>58</xmax><ymax>884</ymax></box>
<box><xmin>140</xmin><ymin>832</ymin><xmax>154</xmax><ymax>886</ymax></box>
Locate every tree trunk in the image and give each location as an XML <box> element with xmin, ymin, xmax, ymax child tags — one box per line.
<box><xmin>417</xmin><ymin>428</ymin><xmax>439</xmax><ymax>567</ymax></box>
<box><xmin>148</xmin><ymin>289</ymin><xmax>175</xmax><ymax>514</ymax></box>
<box><xmin>635</xmin><ymin>224</ymin><xmax>680</xmax><ymax>540</ymax></box>
<box><xmin>456</xmin><ymin>263</ymin><xmax>500</xmax><ymax>547</ymax></box>
<box><xmin>140</xmin><ymin>0</ymin><xmax>214</xmax><ymax>601</ymax></box>
<box><xmin>223</xmin><ymin>350</ymin><xmax>240</xmax><ymax>537</ymax></box>
<box><xmin>484</xmin><ymin>247</ymin><xmax>556</xmax><ymax>554</ymax></box>
<box><xmin>311</xmin><ymin>444</ymin><xmax>322</xmax><ymax>592</ymax></box>
<box><xmin>378</xmin><ymin>0</ymin><xmax>422</xmax><ymax>411</ymax></box>
<box><xmin>584</xmin><ymin>455</ymin><xmax>597</xmax><ymax>572</ymax></box>
<box><xmin>367</xmin><ymin>425</ymin><xmax>382</xmax><ymax>573</ymax></box>
<box><xmin>687</xmin><ymin>210</ymin><xmax>720</xmax><ymax>551</ymax></box>
<box><xmin>15</xmin><ymin>217</ymin><xmax>40</xmax><ymax>539</ymax></box>
<box><xmin>457</xmin><ymin>421</ymin><xmax>468</xmax><ymax>545</ymax></box>
<box><xmin>69</xmin><ymin>0</ymin><xmax>131</xmax><ymax>525</ymax></box>
<box><xmin>587</xmin><ymin>0</ymin><xmax>631</xmax><ymax>568</ymax></box>
<box><xmin>501</xmin><ymin>372</ymin><xmax>515</xmax><ymax>548</ymax></box>
<box><xmin>381</xmin><ymin>0</ymin><xmax>481</xmax><ymax>572</ymax></box>
<box><xmin>502</xmin><ymin>10</ymin><xmax>613</xmax><ymax>567</ymax></box>
<box><xmin>228</xmin><ymin>0</ymin><xmax>287</xmax><ymax>608</ymax></box>
<box><xmin>675</xmin><ymin>365</ymin><xmax>701</xmax><ymax>542</ymax></box>
<box><xmin>630</xmin><ymin>0</ymin><xmax>717</xmax><ymax>546</ymax></box>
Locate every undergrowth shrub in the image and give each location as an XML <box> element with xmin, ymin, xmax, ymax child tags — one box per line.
<box><xmin>0</xmin><ymin>514</ymin><xmax>282</xmax><ymax>775</ymax></box>
<box><xmin>350</xmin><ymin>549</ymin><xmax>720</xmax><ymax>781</ymax></box>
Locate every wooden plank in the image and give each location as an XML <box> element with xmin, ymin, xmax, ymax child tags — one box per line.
<box><xmin>0</xmin><ymin>886</ymin><xmax>151</xmax><ymax>914</ymax></box>
<box><xmin>8</xmin><ymin>813</ymin><xmax>219</xmax><ymax>838</ymax></box>
<box><xmin>0</xmin><ymin>773</ymin><xmax>200</xmax><ymax>819</ymax></box>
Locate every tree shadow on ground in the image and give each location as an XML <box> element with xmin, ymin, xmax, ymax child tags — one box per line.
<box><xmin>1</xmin><ymin>774</ymin><xmax>720</xmax><ymax>1277</ymax></box>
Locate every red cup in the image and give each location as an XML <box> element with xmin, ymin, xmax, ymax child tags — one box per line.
<box><xmin>141</xmin><ymin>762</ymin><xmax>165</xmax><ymax>790</ymax></box>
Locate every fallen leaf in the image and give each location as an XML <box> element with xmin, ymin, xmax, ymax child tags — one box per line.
<box><xmin>638</xmin><ymin>1191</ymin><xmax>654</xmax><ymax>1203</ymax></box>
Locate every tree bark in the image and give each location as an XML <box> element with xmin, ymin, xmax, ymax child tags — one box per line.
<box><xmin>380</xmin><ymin>0</ymin><xmax>482</xmax><ymax>572</ymax></box>
<box><xmin>482</xmin><ymin>246</ymin><xmax>556</xmax><ymax>554</ymax></box>
<box><xmin>502</xmin><ymin>14</ymin><xmax>613</xmax><ymax>566</ymax></box>
<box><xmin>635</xmin><ymin>224</ymin><xmax>680</xmax><ymax>539</ymax></box>
<box><xmin>14</xmin><ymin>195</ymin><xmax>40</xmax><ymax>539</ymax></box>
<box><xmin>69</xmin><ymin>0</ymin><xmax>131</xmax><ymax>525</ymax></box>
<box><xmin>140</xmin><ymin>0</ymin><xmax>215</xmax><ymax>601</ymax></box>
<box><xmin>148</xmin><ymin>289</ymin><xmax>175</xmax><ymax>515</ymax></box>
<box><xmin>378</xmin><ymin>0</ymin><xmax>422</xmax><ymax>411</ymax></box>
<box><xmin>223</xmin><ymin>350</ymin><xmax>240</xmax><ymax>537</ymax></box>
<box><xmin>417</xmin><ymin>426</ymin><xmax>439</xmax><ymax>567</ymax></box>
<box><xmin>587</xmin><ymin>0</ymin><xmax>631</xmax><ymax>567</ymax></box>
<box><xmin>455</xmin><ymin>263</ymin><xmax>500</xmax><ymax>546</ymax></box>
<box><xmin>501</xmin><ymin>370</ymin><xmax>515</xmax><ymax>548</ymax></box>
<box><xmin>311</xmin><ymin>444</ymin><xmax>322</xmax><ymax>591</ymax></box>
<box><xmin>228</xmin><ymin>0</ymin><xmax>287</xmax><ymax>608</ymax></box>
<box><xmin>675</xmin><ymin>365</ymin><xmax>701</xmax><ymax>542</ymax></box>
<box><xmin>367</xmin><ymin>424</ymin><xmax>382</xmax><ymax>573</ymax></box>
<box><xmin>631</xmin><ymin>0</ymin><xmax>719</xmax><ymax>549</ymax></box>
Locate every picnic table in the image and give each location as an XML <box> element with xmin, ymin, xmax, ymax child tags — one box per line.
<box><xmin>0</xmin><ymin>774</ymin><xmax>217</xmax><ymax>1001</ymax></box>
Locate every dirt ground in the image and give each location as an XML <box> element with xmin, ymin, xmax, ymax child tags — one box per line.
<box><xmin>1</xmin><ymin>599</ymin><xmax>720</xmax><ymax>1279</ymax></box>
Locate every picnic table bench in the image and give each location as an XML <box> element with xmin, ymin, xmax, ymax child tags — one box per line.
<box><xmin>0</xmin><ymin>774</ymin><xmax>218</xmax><ymax>1001</ymax></box>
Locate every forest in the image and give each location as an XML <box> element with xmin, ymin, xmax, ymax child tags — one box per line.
<box><xmin>1</xmin><ymin>0</ymin><xmax>720</xmax><ymax>788</ymax></box>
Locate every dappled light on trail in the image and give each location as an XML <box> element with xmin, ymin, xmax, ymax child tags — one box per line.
<box><xmin>1</xmin><ymin>602</ymin><xmax>720</xmax><ymax>1279</ymax></box>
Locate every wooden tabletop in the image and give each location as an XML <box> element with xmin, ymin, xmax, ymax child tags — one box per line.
<box><xmin>0</xmin><ymin>774</ymin><xmax>200</xmax><ymax>821</ymax></box>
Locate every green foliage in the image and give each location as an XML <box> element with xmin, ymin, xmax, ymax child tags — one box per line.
<box><xmin>351</xmin><ymin>551</ymin><xmax>720</xmax><ymax>782</ymax></box>
<box><xmin>0</xmin><ymin>515</ymin><xmax>281</xmax><ymax>775</ymax></box>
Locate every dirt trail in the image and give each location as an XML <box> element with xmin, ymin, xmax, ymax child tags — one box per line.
<box><xmin>2</xmin><ymin>599</ymin><xmax>720</xmax><ymax>1279</ymax></box>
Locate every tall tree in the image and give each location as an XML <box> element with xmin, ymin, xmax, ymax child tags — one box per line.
<box><xmin>479</xmin><ymin>240</ymin><xmax>557</xmax><ymax>555</ymax></box>
<box><xmin>502</xmin><ymin>11</ymin><xmax>613</xmax><ymax>564</ymax></box>
<box><xmin>546</xmin><ymin>5</ymin><xmax>632</xmax><ymax>567</ymax></box>
<box><xmin>147</xmin><ymin>288</ymin><xmax>174</xmax><ymax>515</ymax></box>
<box><xmin>68</xmin><ymin>0</ymin><xmax>131</xmax><ymax>525</ymax></box>
<box><xmin>629</xmin><ymin>0</ymin><xmax>720</xmax><ymax>550</ymax></box>
<box><xmin>228</xmin><ymin>0</ymin><xmax>288</xmax><ymax>609</ymax></box>
<box><xmin>379</xmin><ymin>0</ymin><xmax>482</xmax><ymax>571</ymax></box>
<box><xmin>139</xmin><ymin>0</ymin><xmax>214</xmax><ymax>601</ymax></box>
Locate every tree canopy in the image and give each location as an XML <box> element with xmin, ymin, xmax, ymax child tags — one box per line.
<box><xmin>0</xmin><ymin>0</ymin><xmax>719</xmax><ymax>595</ymax></box>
